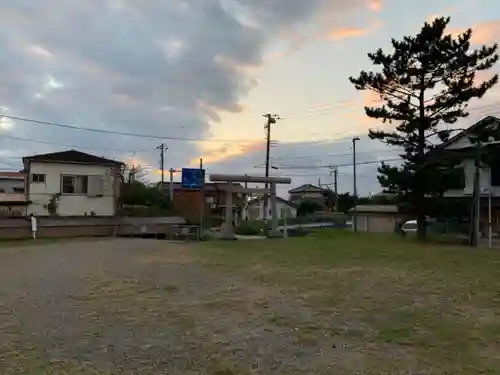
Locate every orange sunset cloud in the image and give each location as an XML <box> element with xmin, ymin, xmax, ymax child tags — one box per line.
<box><xmin>449</xmin><ymin>19</ymin><xmax>500</xmax><ymax>45</ymax></box>
<box><xmin>367</xmin><ymin>0</ymin><xmax>382</xmax><ymax>12</ymax></box>
<box><xmin>191</xmin><ymin>140</ymin><xmax>266</xmax><ymax>166</ymax></box>
<box><xmin>326</xmin><ymin>20</ymin><xmax>383</xmax><ymax>41</ymax></box>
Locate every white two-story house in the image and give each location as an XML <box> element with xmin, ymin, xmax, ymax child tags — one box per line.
<box><xmin>440</xmin><ymin>116</ymin><xmax>500</xmax><ymax>198</ymax></box>
<box><xmin>23</xmin><ymin>150</ymin><xmax>123</xmax><ymax>217</ymax></box>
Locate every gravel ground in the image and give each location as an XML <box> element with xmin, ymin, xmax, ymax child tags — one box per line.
<box><xmin>0</xmin><ymin>239</ymin><xmax>341</xmax><ymax>375</ymax></box>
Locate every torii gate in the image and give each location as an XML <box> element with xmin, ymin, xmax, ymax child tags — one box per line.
<box><xmin>209</xmin><ymin>174</ymin><xmax>292</xmax><ymax>239</ymax></box>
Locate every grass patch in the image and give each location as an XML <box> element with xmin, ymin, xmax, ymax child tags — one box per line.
<box><xmin>194</xmin><ymin>230</ymin><xmax>500</xmax><ymax>373</ymax></box>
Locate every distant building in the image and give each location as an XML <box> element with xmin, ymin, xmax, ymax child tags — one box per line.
<box><xmin>0</xmin><ymin>171</ymin><xmax>29</xmax><ymax>216</ymax></box>
<box><xmin>161</xmin><ymin>182</ymin><xmax>247</xmax><ymax>225</ymax></box>
<box><xmin>349</xmin><ymin>205</ymin><xmax>401</xmax><ymax>233</ymax></box>
<box><xmin>247</xmin><ymin>196</ymin><xmax>297</xmax><ymax>221</ymax></box>
<box><xmin>23</xmin><ymin>150</ymin><xmax>123</xmax><ymax>216</ymax></box>
<box><xmin>288</xmin><ymin>184</ymin><xmax>327</xmax><ymax>205</ymax></box>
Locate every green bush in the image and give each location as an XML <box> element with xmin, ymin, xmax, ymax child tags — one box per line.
<box><xmin>234</xmin><ymin>221</ymin><xmax>263</xmax><ymax>235</ymax></box>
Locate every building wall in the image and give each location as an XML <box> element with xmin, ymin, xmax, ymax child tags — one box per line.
<box><xmin>444</xmin><ymin>158</ymin><xmax>500</xmax><ymax>198</ymax></box>
<box><xmin>356</xmin><ymin>214</ymin><xmax>397</xmax><ymax>233</ymax></box>
<box><xmin>173</xmin><ymin>189</ymin><xmax>245</xmax><ymax>224</ymax></box>
<box><xmin>248</xmin><ymin>200</ymin><xmax>297</xmax><ymax>220</ymax></box>
<box><xmin>27</xmin><ymin>162</ymin><xmax>119</xmax><ymax>216</ymax></box>
<box><xmin>0</xmin><ymin>178</ymin><xmax>24</xmax><ymax>193</ymax></box>
<box><xmin>289</xmin><ymin>191</ymin><xmax>324</xmax><ymax>203</ymax></box>
<box><xmin>444</xmin><ymin>136</ymin><xmax>500</xmax><ymax>197</ymax></box>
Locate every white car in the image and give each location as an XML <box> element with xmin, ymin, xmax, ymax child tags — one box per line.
<box><xmin>401</xmin><ymin>219</ymin><xmax>434</xmax><ymax>234</ymax></box>
<box><xmin>401</xmin><ymin>220</ymin><xmax>417</xmax><ymax>234</ymax></box>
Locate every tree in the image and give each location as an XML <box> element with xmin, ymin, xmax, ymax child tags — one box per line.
<box><xmin>297</xmin><ymin>200</ymin><xmax>324</xmax><ymax>216</ymax></box>
<box><xmin>121</xmin><ymin>180</ymin><xmax>171</xmax><ymax>209</ymax></box>
<box><xmin>349</xmin><ymin>16</ymin><xmax>499</xmax><ymax>239</ymax></box>
<box><xmin>336</xmin><ymin>193</ymin><xmax>356</xmax><ymax>213</ymax></box>
<box><xmin>120</xmin><ymin>164</ymin><xmax>147</xmax><ymax>184</ymax></box>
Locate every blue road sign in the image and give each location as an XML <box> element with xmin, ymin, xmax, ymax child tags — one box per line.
<box><xmin>181</xmin><ymin>168</ymin><xmax>205</xmax><ymax>189</ymax></box>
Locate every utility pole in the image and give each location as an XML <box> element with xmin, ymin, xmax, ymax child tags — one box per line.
<box><xmin>199</xmin><ymin>158</ymin><xmax>204</xmax><ymax>239</ymax></box>
<box><xmin>157</xmin><ymin>144</ymin><xmax>167</xmax><ymax>190</ymax></box>
<box><xmin>352</xmin><ymin>137</ymin><xmax>360</xmax><ymax>232</ymax></box>
<box><xmin>263</xmin><ymin>113</ymin><xmax>279</xmax><ymax>228</ymax></box>
<box><xmin>168</xmin><ymin>168</ymin><xmax>176</xmax><ymax>202</ymax></box>
<box><xmin>471</xmin><ymin>139</ymin><xmax>482</xmax><ymax>247</ymax></box>
<box><xmin>330</xmin><ymin>167</ymin><xmax>338</xmax><ymax>212</ymax></box>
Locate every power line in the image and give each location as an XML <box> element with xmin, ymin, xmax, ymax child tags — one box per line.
<box><xmin>254</xmin><ymin>157</ymin><xmax>402</xmax><ymax>170</ymax></box>
<box><xmin>281</xmin><ymin>97</ymin><xmax>500</xmax><ymax>120</ymax></box>
<box><xmin>0</xmin><ymin>132</ymin><xmax>152</xmax><ymax>154</ymax></box>
<box><xmin>272</xmin><ymin>148</ymin><xmax>399</xmax><ymax>161</ymax></box>
<box><xmin>1</xmin><ymin>115</ymin><xmax>263</xmax><ymax>143</ymax></box>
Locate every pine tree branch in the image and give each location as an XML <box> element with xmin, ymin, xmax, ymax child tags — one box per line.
<box><xmin>366</xmin><ymin>85</ymin><xmax>419</xmax><ymax>107</ymax></box>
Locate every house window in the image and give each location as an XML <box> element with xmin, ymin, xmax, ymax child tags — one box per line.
<box><xmin>447</xmin><ymin>167</ymin><xmax>465</xmax><ymax>189</ymax></box>
<box><xmin>0</xmin><ymin>188</ymin><xmax>5</xmax><ymax>193</ymax></box>
<box><xmin>61</xmin><ymin>175</ymin><xmax>88</xmax><ymax>194</ymax></box>
<box><xmin>12</xmin><ymin>187</ymin><xmax>24</xmax><ymax>193</ymax></box>
<box><xmin>491</xmin><ymin>163</ymin><xmax>500</xmax><ymax>186</ymax></box>
<box><xmin>32</xmin><ymin>173</ymin><xmax>46</xmax><ymax>183</ymax></box>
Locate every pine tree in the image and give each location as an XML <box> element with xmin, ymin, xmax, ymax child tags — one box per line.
<box><xmin>349</xmin><ymin>17</ymin><xmax>498</xmax><ymax>239</ymax></box>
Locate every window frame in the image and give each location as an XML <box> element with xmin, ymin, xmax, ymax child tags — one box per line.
<box><xmin>31</xmin><ymin>173</ymin><xmax>46</xmax><ymax>184</ymax></box>
<box><xmin>60</xmin><ymin>174</ymin><xmax>89</xmax><ymax>195</ymax></box>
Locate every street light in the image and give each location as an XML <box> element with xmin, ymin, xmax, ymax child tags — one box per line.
<box><xmin>352</xmin><ymin>137</ymin><xmax>360</xmax><ymax>232</ymax></box>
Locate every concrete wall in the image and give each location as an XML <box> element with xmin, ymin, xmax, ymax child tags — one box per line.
<box><xmin>356</xmin><ymin>214</ymin><xmax>397</xmax><ymax>233</ymax></box>
<box><xmin>0</xmin><ymin>217</ymin><xmax>185</xmax><ymax>239</ymax></box>
<box><xmin>27</xmin><ymin>162</ymin><xmax>119</xmax><ymax>216</ymax></box>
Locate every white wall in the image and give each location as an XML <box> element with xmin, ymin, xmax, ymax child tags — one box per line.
<box><xmin>444</xmin><ymin>159</ymin><xmax>499</xmax><ymax>198</ymax></box>
<box><xmin>444</xmin><ymin>136</ymin><xmax>500</xmax><ymax>197</ymax></box>
<box><xmin>250</xmin><ymin>200</ymin><xmax>297</xmax><ymax>220</ymax></box>
<box><xmin>27</xmin><ymin>162</ymin><xmax>118</xmax><ymax>216</ymax></box>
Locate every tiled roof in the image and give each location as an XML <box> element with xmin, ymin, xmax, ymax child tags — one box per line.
<box><xmin>288</xmin><ymin>184</ymin><xmax>326</xmax><ymax>193</ymax></box>
<box><xmin>349</xmin><ymin>205</ymin><xmax>398</xmax><ymax>213</ymax></box>
<box><xmin>23</xmin><ymin>150</ymin><xmax>123</xmax><ymax>165</ymax></box>
<box><xmin>0</xmin><ymin>171</ymin><xmax>25</xmax><ymax>179</ymax></box>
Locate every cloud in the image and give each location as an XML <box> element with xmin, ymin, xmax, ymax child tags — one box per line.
<box><xmin>470</xmin><ymin>19</ymin><xmax>500</xmax><ymax>44</ymax></box>
<box><xmin>449</xmin><ymin>19</ymin><xmax>500</xmax><ymax>45</ymax></box>
<box><xmin>367</xmin><ymin>0</ymin><xmax>382</xmax><ymax>12</ymax></box>
<box><xmin>192</xmin><ymin>140</ymin><xmax>266</xmax><ymax>165</ymax></box>
<box><xmin>328</xmin><ymin>27</ymin><xmax>369</xmax><ymax>40</ymax></box>
<box><xmin>208</xmin><ymin>136</ymin><xmax>401</xmax><ymax>197</ymax></box>
<box><xmin>326</xmin><ymin>20</ymin><xmax>383</xmax><ymax>41</ymax></box>
<box><xmin>0</xmin><ymin>0</ymin><xmax>383</xmax><ymax>182</ymax></box>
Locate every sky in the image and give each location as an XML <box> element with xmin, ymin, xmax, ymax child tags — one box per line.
<box><xmin>0</xmin><ymin>0</ymin><xmax>499</xmax><ymax>197</ymax></box>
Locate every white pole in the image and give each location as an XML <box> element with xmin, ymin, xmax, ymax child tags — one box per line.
<box><xmin>489</xmin><ymin>189</ymin><xmax>492</xmax><ymax>248</ymax></box>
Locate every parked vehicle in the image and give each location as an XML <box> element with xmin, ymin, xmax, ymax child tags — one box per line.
<box><xmin>401</xmin><ymin>220</ymin><xmax>417</xmax><ymax>234</ymax></box>
<box><xmin>401</xmin><ymin>219</ymin><xmax>435</xmax><ymax>234</ymax></box>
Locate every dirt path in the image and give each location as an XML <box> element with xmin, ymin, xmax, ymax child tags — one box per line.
<box><xmin>0</xmin><ymin>239</ymin><xmax>341</xmax><ymax>375</ymax></box>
